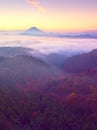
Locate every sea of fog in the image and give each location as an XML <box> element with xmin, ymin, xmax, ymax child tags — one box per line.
<box><xmin>0</xmin><ymin>35</ymin><xmax>97</xmax><ymax>56</ymax></box>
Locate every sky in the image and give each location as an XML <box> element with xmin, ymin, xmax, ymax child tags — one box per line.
<box><xmin>0</xmin><ymin>0</ymin><xmax>97</xmax><ymax>32</ymax></box>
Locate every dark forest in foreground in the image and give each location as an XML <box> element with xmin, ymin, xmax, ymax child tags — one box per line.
<box><xmin>0</xmin><ymin>47</ymin><xmax>97</xmax><ymax>130</ymax></box>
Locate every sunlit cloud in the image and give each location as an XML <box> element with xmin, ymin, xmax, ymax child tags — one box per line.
<box><xmin>26</xmin><ymin>0</ymin><xmax>46</xmax><ymax>12</ymax></box>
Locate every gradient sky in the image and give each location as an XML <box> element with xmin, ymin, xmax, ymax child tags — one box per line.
<box><xmin>0</xmin><ymin>0</ymin><xmax>97</xmax><ymax>32</ymax></box>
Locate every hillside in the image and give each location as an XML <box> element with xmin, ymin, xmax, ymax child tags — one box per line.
<box><xmin>0</xmin><ymin>47</ymin><xmax>97</xmax><ymax>129</ymax></box>
<box><xmin>64</xmin><ymin>49</ymin><xmax>97</xmax><ymax>73</ymax></box>
<box><xmin>0</xmin><ymin>55</ymin><xmax>64</xmax><ymax>92</ymax></box>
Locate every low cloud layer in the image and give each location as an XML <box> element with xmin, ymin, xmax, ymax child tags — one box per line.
<box><xmin>0</xmin><ymin>35</ymin><xmax>97</xmax><ymax>56</ymax></box>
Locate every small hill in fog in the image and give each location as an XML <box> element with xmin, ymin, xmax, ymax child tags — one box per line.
<box><xmin>64</xmin><ymin>49</ymin><xmax>97</xmax><ymax>73</ymax></box>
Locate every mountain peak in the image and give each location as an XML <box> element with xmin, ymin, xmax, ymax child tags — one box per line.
<box><xmin>28</xmin><ymin>27</ymin><xmax>41</xmax><ymax>31</ymax></box>
<box><xmin>22</xmin><ymin>27</ymin><xmax>45</xmax><ymax>36</ymax></box>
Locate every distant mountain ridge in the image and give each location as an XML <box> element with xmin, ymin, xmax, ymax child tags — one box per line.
<box><xmin>19</xmin><ymin>26</ymin><xmax>97</xmax><ymax>38</ymax></box>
